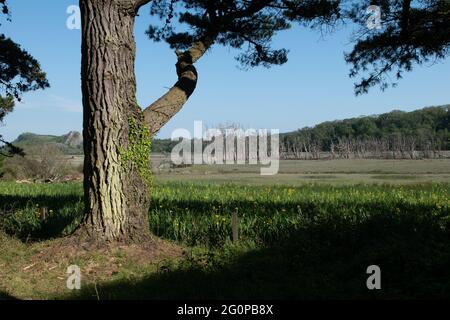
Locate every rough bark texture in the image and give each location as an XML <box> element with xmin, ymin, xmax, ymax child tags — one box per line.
<box><xmin>78</xmin><ymin>0</ymin><xmax>150</xmax><ymax>243</ymax></box>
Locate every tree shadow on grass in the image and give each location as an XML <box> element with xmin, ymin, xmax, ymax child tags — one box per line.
<box><xmin>0</xmin><ymin>194</ymin><xmax>84</xmax><ymax>241</ymax></box>
<box><xmin>67</xmin><ymin>210</ymin><xmax>450</xmax><ymax>300</ymax></box>
<box><xmin>1</xmin><ymin>189</ymin><xmax>449</xmax><ymax>299</ymax></box>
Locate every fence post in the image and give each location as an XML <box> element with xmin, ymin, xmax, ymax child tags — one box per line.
<box><xmin>232</xmin><ymin>211</ymin><xmax>239</xmax><ymax>243</ymax></box>
<box><xmin>40</xmin><ymin>207</ymin><xmax>48</xmax><ymax>222</ymax></box>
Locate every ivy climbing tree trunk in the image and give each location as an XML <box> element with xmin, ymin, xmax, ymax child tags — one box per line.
<box><xmin>77</xmin><ymin>0</ymin><xmax>211</xmax><ymax>244</ymax></box>
<box><xmin>78</xmin><ymin>0</ymin><xmax>150</xmax><ymax>243</ymax></box>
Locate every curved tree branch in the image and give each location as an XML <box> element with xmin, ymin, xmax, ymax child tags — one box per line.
<box><xmin>143</xmin><ymin>37</ymin><xmax>214</xmax><ymax>134</ymax></box>
<box><xmin>134</xmin><ymin>0</ymin><xmax>152</xmax><ymax>12</ymax></box>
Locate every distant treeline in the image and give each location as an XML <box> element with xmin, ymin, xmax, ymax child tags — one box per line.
<box><xmin>153</xmin><ymin>105</ymin><xmax>450</xmax><ymax>160</ymax></box>
<box><xmin>281</xmin><ymin>105</ymin><xmax>449</xmax><ymax>159</ymax></box>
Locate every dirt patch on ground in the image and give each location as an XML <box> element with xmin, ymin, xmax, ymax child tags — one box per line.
<box><xmin>38</xmin><ymin>234</ymin><xmax>183</xmax><ymax>263</ymax></box>
<box><xmin>0</xmin><ymin>232</ymin><xmax>184</xmax><ymax>299</ymax></box>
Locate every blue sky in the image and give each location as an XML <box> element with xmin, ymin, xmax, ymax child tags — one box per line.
<box><xmin>1</xmin><ymin>0</ymin><xmax>450</xmax><ymax>141</ymax></box>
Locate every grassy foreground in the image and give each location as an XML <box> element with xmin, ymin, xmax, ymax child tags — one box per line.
<box><xmin>0</xmin><ymin>181</ymin><xmax>449</xmax><ymax>299</ymax></box>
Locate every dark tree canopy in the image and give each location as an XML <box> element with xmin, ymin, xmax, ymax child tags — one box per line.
<box><xmin>0</xmin><ymin>35</ymin><xmax>49</xmax><ymax>104</ymax></box>
<box><xmin>146</xmin><ymin>0</ymin><xmax>340</xmax><ymax>68</ymax></box>
<box><xmin>146</xmin><ymin>0</ymin><xmax>450</xmax><ymax>94</ymax></box>
<box><xmin>0</xmin><ymin>0</ymin><xmax>8</xmax><ymax>16</ymax></box>
<box><xmin>345</xmin><ymin>0</ymin><xmax>450</xmax><ymax>94</ymax></box>
<box><xmin>0</xmin><ymin>0</ymin><xmax>49</xmax><ymax>155</ymax></box>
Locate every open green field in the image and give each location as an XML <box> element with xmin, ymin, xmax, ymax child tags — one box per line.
<box><xmin>64</xmin><ymin>156</ymin><xmax>450</xmax><ymax>184</ymax></box>
<box><xmin>0</xmin><ymin>176</ymin><xmax>449</xmax><ymax>299</ymax></box>
<box><xmin>154</xmin><ymin>158</ymin><xmax>450</xmax><ymax>185</ymax></box>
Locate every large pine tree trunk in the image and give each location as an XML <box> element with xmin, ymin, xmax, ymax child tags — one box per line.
<box><xmin>78</xmin><ymin>0</ymin><xmax>150</xmax><ymax>243</ymax></box>
<box><xmin>76</xmin><ymin>0</ymin><xmax>210</xmax><ymax>244</ymax></box>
